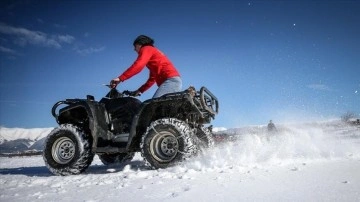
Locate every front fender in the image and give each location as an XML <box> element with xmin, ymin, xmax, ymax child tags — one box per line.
<box><xmin>54</xmin><ymin>100</ymin><xmax>111</xmax><ymax>152</ymax></box>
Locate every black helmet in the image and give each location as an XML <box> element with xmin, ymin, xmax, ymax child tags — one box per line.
<box><xmin>133</xmin><ymin>35</ymin><xmax>154</xmax><ymax>46</ymax></box>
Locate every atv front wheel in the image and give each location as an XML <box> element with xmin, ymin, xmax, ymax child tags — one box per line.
<box><xmin>43</xmin><ymin>124</ymin><xmax>94</xmax><ymax>176</ymax></box>
<box><xmin>98</xmin><ymin>153</ymin><xmax>135</xmax><ymax>165</ymax></box>
<box><xmin>141</xmin><ymin>118</ymin><xmax>196</xmax><ymax>169</ymax></box>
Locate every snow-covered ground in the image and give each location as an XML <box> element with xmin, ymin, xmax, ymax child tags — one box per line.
<box><xmin>1</xmin><ymin>120</ymin><xmax>360</xmax><ymax>201</ymax></box>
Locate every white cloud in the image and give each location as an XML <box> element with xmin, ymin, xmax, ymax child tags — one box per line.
<box><xmin>0</xmin><ymin>23</ymin><xmax>104</xmax><ymax>56</ymax></box>
<box><xmin>57</xmin><ymin>34</ymin><xmax>75</xmax><ymax>44</ymax></box>
<box><xmin>37</xmin><ymin>18</ymin><xmax>44</xmax><ymax>24</ymax></box>
<box><xmin>74</xmin><ymin>46</ymin><xmax>105</xmax><ymax>55</ymax></box>
<box><xmin>0</xmin><ymin>45</ymin><xmax>17</xmax><ymax>54</ymax></box>
<box><xmin>53</xmin><ymin>23</ymin><xmax>67</xmax><ymax>29</ymax></box>
<box><xmin>0</xmin><ymin>23</ymin><xmax>75</xmax><ymax>49</ymax></box>
<box><xmin>307</xmin><ymin>84</ymin><xmax>331</xmax><ymax>91</ymax></box>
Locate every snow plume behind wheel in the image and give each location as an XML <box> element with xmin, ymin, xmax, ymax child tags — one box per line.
<box><xmin>140</xmin><ymin>118</ymin><xmax>197</xmax><ymax>169</ymax></box>
<box><xmin>43</xmin><ymin>124</ymin><xmax>94</xmax><ymax>176</ymax></box>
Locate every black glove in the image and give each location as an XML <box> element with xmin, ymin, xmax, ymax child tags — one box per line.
<box><xmin>110</xmin><ymin>78</ymin><xmax>120</xmax><ymax>88</ymax></box>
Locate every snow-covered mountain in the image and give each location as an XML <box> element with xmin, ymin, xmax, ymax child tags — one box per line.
<box><xmin>0</xmin><ymin>127</ymin><xmax>53</xmax><ymax>154</ymax></box>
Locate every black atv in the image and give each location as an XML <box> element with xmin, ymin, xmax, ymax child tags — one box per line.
<box><xmin>43</xmin><ymin>86</ymin><xmax>219</xmax><ymax>175</ymax></box>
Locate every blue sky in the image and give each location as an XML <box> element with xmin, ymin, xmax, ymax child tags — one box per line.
<box><xmin>0</xmin><ymin>0</ymin><xmax>359</xmax><ymax>128</ymax></box>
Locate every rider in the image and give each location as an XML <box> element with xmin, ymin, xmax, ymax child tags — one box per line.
<box><xmin>267</xmin><ymin>120</ymin><xmax>277</xmax><ymax>132</ymax></box>
<box><xmin>110</xmin><ymin>35</ymin><xmax>182</xmax><ymax>98</ymax></box>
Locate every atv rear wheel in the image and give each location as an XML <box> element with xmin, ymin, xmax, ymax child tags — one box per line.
<box><xmin>43</xmin><ymin>124</ymin><xmax>94</xmax><ymax>176</ymax></box>
<box><xmin>98</xmin><ymin>153</ymin><xmax>135</xmax><ymax>165</ymax></box>
<box><xmin>141</xmin><ymin>118</ymin><xmax>196</xmax><ymax>169</ymax></box>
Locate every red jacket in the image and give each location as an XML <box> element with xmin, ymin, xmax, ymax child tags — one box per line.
<box><xmin>118</xmin><ymin>46</ymin><xmax>180</xmax><ymax>93</ymax></box>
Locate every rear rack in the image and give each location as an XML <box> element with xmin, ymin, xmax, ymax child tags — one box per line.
<box><xmin>199</xmin><ymin>87</ymin><xmax>219</xmax><ymax>116</ymax></box>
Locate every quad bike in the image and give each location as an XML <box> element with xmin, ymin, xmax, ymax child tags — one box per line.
<box><xmin>43</xmin><ymin>85</ymin><xmax>219</xmax><ymax>175</ymax></box>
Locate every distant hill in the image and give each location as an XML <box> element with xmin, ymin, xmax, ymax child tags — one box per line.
<box><xmin>0</xmin><ymin>127</ymin><xmax>52</xmax><ymax>156</ymax></box>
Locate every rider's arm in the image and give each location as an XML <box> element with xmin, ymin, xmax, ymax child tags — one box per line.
<box><xmin>118</xmin><ymin>47</ymin><xmax>153</xmax><ymax>81</ymax></box>
<box><xmin>138</xmin><ymin>71</ymin><xmax>156</xmax><ymax>93</ymax></box>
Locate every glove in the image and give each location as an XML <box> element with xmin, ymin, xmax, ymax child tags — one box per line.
<box><xmin>110</xmin><ymin>78</ymin><xmax>120</xmax><ymax>88</ymax></box>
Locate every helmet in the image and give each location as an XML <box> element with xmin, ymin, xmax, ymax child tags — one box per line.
<box><xmin>133</xmin><ymin>35</ymin><xmax>154</xmax><ymax>46</ymax></box>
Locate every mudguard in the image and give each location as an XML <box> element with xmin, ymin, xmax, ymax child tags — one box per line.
<box><xmin>52</xmin><ymin>99</ymin><xmax>110</xmax><ymax>151</ymax></box>
<box><xmin>126</xmin><ymin>87</ymin><xmax>218</xmax><ymax>150</ymax></box>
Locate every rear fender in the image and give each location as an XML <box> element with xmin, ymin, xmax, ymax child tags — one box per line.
<box><xmin>126</xmin><ymin>93</ymin><xmax>197</xmax><ymax>151</ymax></box>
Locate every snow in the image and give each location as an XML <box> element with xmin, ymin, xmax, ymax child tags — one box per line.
<box><xmin>1</xmin><ymin>120</ymin><xmax>360</xmax><ymax>201</ymax></box>
<box><xmin>212</xmin><ymin>127</ymin><xmax>227</xmax><ymax>132</ymax></box>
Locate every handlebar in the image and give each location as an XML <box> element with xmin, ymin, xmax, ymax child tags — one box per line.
<box><xmin>103</xmin><ymin>84</ymin><xmax>138</xmax><ymax>98</ymax></box>
<box><xmin>122</xmin><ymin>90</ymin><xmax>132</xmax><ymax>96</ymax></box>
